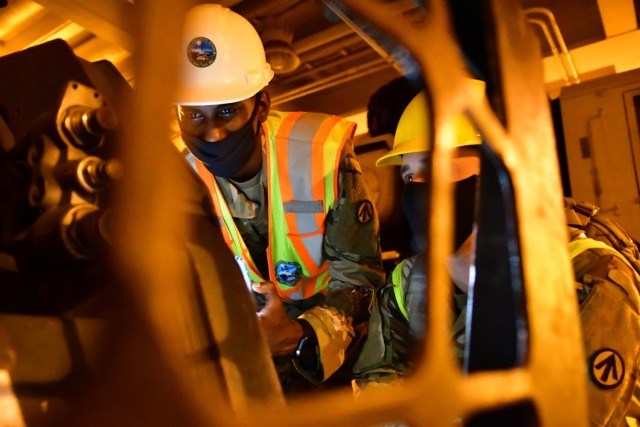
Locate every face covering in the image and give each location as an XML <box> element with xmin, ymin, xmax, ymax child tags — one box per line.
<box><xmin>452</xmin><ymin>175</ymin><xmax>478</xmax><ymax>250</ymax></box>
<box><xmin>401</xmin><ymin>175</ymin><xmax>478</xmax><ymax>253</ymax></box>
<box><xmin>182</xmin><ymin>97</ymin><xmax>260</xmax><ymax>178</ymax></box>
<box><xmin>402</xmin><ymin>182</ymin><xmax>429</xmax><ymax>253</ymax></box>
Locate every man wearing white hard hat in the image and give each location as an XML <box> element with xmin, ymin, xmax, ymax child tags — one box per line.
<box><xmin>175</xmin><ymin>4</ymin><xmax>384</xmax><ymax>393</ymax></box>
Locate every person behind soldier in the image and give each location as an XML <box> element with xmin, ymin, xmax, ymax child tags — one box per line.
<box><xmin>352</xmin><ymin>82</ymin><xmax>640</xmax><ymax>426</ymax></box>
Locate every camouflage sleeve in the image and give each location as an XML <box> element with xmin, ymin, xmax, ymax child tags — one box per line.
<box><xmin>352</xmin><ymin>256</ymin><xmax>419</xmax><ymax>383</ymax></box>
<box><xmin>298</xmin><ymin>140</ymin><xmax>385</xmax><ymax>381</ymax></box>
<box><xmin>572</xmin><ymin>242</ymin><xmax>640</xmax><ymax>426</ymax></box>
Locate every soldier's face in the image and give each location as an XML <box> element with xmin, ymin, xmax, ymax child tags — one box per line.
<box><xmin>176</xmin><ymin>97</ymin><xmax>256</xmax><ymax>142</ymax></box>
<box><xmin>400</xmin><ymin>147</ymin><xmax>480</xmax><ymax>184</ymax></box>
<box><xmin>401</xmin><ymin>152</ymin><xmax>430</xmax><ymax>184</ymax></box>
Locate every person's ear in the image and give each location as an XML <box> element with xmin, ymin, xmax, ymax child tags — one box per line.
<box><xmin>257</xmin><ymin>90</ymin><xmax>271</xmax><ymax>123</ymax></box>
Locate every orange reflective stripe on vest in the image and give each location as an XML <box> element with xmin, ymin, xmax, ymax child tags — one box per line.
<box><xmin>194</xmin><ymin>159</ymin><xmax>265</xmax><ymax>283</ymax></box>
<box><xmin>195</xmin><ymin>111</ymin><xmax>355</xmax><ymax>301</ymax></box>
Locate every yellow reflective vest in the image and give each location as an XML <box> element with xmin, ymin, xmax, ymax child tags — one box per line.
<box><xmin>195</xmin><ymin>111</ymin><xmax>356</xmax><ymax>301</ymax></box>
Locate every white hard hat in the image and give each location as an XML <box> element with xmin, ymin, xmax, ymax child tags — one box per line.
<box><xmin>176</xmin><ymin>4</ymin><xmax>274</xmax><ymax>105</ymax></box>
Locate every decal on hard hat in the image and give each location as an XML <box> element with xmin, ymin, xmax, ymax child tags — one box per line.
<box><xmin>275</xmin><ymin>261</ymin><xmax>302</xmax><ymax>287</ymax></box>
<box><xmin>356</xmin><ymin>200</ymin><xmax>374</xmax><ymax>224</ymax></box>
<box><xmin>590</xmin><ymin>348</ymin><xmax>624</xmax><ymax>389</ymax></box>
<box><xmin>187</xmin><ymin>37</ymin><xmax>216</xmax><ymax>68</ymax></box>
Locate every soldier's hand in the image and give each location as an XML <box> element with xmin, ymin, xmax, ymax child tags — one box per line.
<box><xmin>252</xmin><ymin>281</ymin><xmax>304</xmax><ymax>356</ymax></box>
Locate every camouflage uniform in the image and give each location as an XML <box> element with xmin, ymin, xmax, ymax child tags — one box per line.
<box><xmin>210</xmin><ymin>134</ymin><xmax>385</xmax><ymax>393</ymax></box>
<box><xmin>353</xmin><ymin>226</ymin><xmax>640</xmax><ymax>426</ymax></box>
<box><xmin>569</xmin><ymin>226</ymin><xmax>640</xmax><ymax>426</ymax></box>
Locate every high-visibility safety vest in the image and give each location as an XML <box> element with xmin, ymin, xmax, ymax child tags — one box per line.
<box><xmin>195</xmin><ymin>111</ymin><xmax>356</xmax><ymax>301</ymax></box>
<box><xmin>568</xmin><ymin>237</ymin><xmax>640</xmax><ymax>281</ymax></box>
<box><xmin>392</xmin><ymin>258</ymin><xmax>411</xmax><ymax>321</ymax></box>
<box><xmin>391</xmin><ymin>237</ymin><xmax>640</xmax><ymax>321</ymax></box>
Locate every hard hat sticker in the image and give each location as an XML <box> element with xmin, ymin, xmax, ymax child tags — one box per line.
<box><xmin>187</xmin><ymin>37</ymin><xmax>216</xmax><ymax>68</ymax></box>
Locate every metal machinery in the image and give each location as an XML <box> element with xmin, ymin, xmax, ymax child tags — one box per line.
<box><xmin>0</xmin><ymin>0</ymin><xmax>588</xmax><ymax>426</ymax></box>
<box><xmin>0</xmin><ymin>37</ymin><xmax>281</xmax><ymax>425</ymax></box>
<box><xmin>0</xmin><ymin>40</ymin><xmax>123</xmax><ymax>309</ymax></box>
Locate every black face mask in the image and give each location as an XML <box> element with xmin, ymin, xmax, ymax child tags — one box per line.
<box><xmin>401</xmin><ymin>182</ymin><xmax>429</xmax><ymax>253</ymax></box>
<box><xmin>452</xmin><ymin>175</ymin><xmax>478</xmax><ymax>249</ymax></box>
<box><xmin>401</xmin><ymin>175</ymin><xmax>479</xmax><ymax>253</ymax></box>
<box><xmin>182</xmin><ymin>98</ymin><xmax>260</xmax><ymax>178</ymax></box>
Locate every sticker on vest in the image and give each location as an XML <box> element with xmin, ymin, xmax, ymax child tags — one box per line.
<box><xmin>275</xmin><ymin>261</ymin><xmax>302</xmax><ymax>287</ymax></box>
<box><xmin>590</xmin><ymin>348</ymin><xmax>624</xmax><ymax>389</ymax></box>
<box><xmin>187</xmin><ymin>37</ymin><xmax>216</xmax><ymax>68</ymax></box>
<box><xmin>356</xmin><ymin>200</ymin><xmax>374</xmax><ymax>224</ymax></box>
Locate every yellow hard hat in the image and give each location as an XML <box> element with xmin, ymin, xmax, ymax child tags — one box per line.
<box><xmin>375</xmin><ymin>80</ymin><xmax>484</xmax><ymax>167</ymax></box>
<box><xmin>176</xmin><ymin>4</ymin><xmax>274</xmax><ymax>106</ymax></box>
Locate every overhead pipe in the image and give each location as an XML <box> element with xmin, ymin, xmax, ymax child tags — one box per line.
<box><xmin>270</xmin><ymin>0</ymin><xmax>422</xmax><ymax>106</ymax></box>
<box><xmin>293</xmin><ymin>32</ymin><xmax>363</xmax><ymax>64</ymax></box>
<box><xmin>278</xmin><ymin>47</ymin><xmax>375</xmax><ymax>84</ymax></box>
<box><xmin>527</xmin><ymin>18</ymin><xmax>570</xmax><ymax>84</ymax></box>
<box><xmin>269</xmin><ymin>5</ymin><xmax>396</xmax><ymax>104</ymax></box>
<box><xmin>271</xmin><ymin>58</ymin><xmax>389</xmax><ymax>105</ymax></box>
<box><xmin>321</xmin><ymin>0</ymin><xmax>404</xmax><ymax>73</ymax></box>
<box><xmin>526</xmin><ymin>7</ymin><xmax>581</xmax><ymax>84</ymax></box>
<box><xmin>293</xmin><ymin>23</ymin><xmax>353</xmax><ymax>55</ymax></box>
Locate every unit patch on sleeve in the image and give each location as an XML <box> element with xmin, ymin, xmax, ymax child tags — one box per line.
<box><xmin>590</xmin><ymin>348</ymin><xmax>624</xmax><ymax>389</ymax></box>
<box><xmin>356</xmin><ymin>200</ymin><xmax>374</xmax><ymax>224</ymax></box>
<box><xmin>275</xmin><ymin>261</ymin><xmax>302</xmax><ymax>287</ymax></box>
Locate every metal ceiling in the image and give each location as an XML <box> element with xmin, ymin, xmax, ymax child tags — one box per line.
<box><xmin>0</xmin><ymin>0</ymin><xmax>639</xmax><ymax>115</ymax></box>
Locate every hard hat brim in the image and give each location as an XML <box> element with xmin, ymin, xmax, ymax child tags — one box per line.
<box><xmin>376</xmin><ymin>80</ymin><xmax>485</xmax><ymax>168</ymax></box>
<box><xmin>375</xmin><ymin>136</ymin><xmax>482</xmax><ymax>167</ymax></box>
<box><xmin>175</xmin><ymin>81</ymin><xmax>271</xmax><ymax>106</ymax></box>
<box><xmin>375</xmin><ymin>138</ymin><xmax>428</xmax><ymax>167</ymax></box>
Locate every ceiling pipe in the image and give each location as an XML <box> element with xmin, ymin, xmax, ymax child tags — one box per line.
<box><xmin>293</xmin><ymin>23</ymin><xmax>353</xmax><ymax>55</ymax></box>
<box><xmin>293</xmin><ymin>32</ymin><xmax>362</xmax><ymax>65</ymax></box>
<box><xmin>0</xmin><ymin>0</ymin><xmax>43</xmax><ymax>39</ymax></box>
<box><xmin>321</xmin><ymin>0</ymin><xmax>404</xmax><ymax>73</ymax></box>
<box><xmin>279</xmin><ymin>47</ymin><xmax>376</xmax><ymax>84</ymax></box>
<box><xmin>526</xmin><ymin>7</ymin><xmax>581</xmax><ymax>84</ymax></box>
<box><xmin>271</xmin><ymin>58</ymin><xmax>389</xmax><ymax>105</ymax></box>
<box><xmin>527</xmin><ymin>18</ymin><xmax>570</xmax><ymax>84</ymax></box>
<box><xmin>30</xmin><ymin>0</ymin><xmax>135</xmax><ymax>52</ymax></box>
